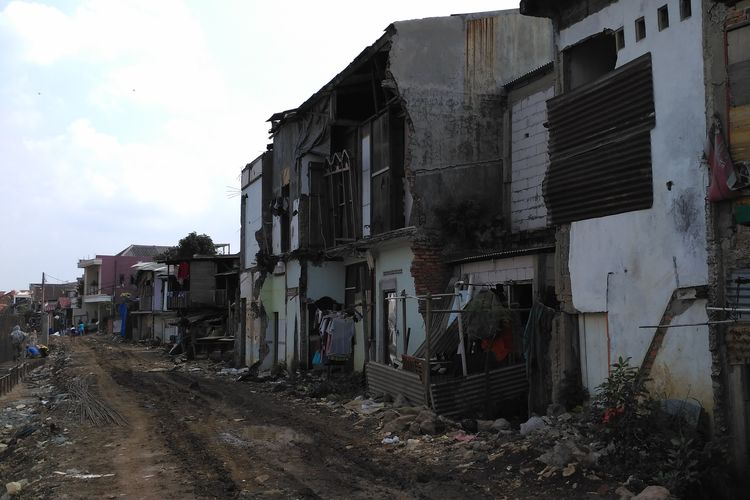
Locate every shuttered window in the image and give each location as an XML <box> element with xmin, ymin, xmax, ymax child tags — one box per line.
<box><xmin>544</xmin><ymin>53</ymin><xmax>655</xmax><ymax>224</ymax></box>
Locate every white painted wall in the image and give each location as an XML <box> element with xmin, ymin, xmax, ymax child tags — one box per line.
<box><xmin>579</xmin><ymin>313</ymin><xmax>610</xmax><ymax>393</ymax></box>
<box><xmin>559</xmin><ymin>0</ymin><xmax>712</xmax><ymax>411</ymax></box>
<box><xmin>271</xmin><ymin>215</ymin><xmax>281</xmax><ymax>255</ymax></box>
<box><xmin>260</xmin><ymin>273</ymin><xmax>286</xmax><ymax>370</ymax></box>
<box><xmin>283</xmin><ymin>260</ymin><xmax>302</xmax><ymax>367</ymax></box>
<box><xmin>511</xmin><ymin>86</ymin><xmax>553</xmax><ymax>231</ymax></box>
<box><xmin>361</xmin><ymin>132</ymin><xmax>371</xmax><ymax>238</ymax></box>
<box><xmin>244</xmin><ymin>178</ymin><xmax>263</xmax><ymax>268</ymax></box>
<box><xmin>307</xmin><ymin>262</ymin><xmax>346</xmax><ymax>303</ymax></box>
<box><xmin>645</xmin><ymin>300</ymin><xmax>713</xmax><ymax>412</ymax></box>
<box><xmin>373</xmin><ymin>242</ymin><xmax>423</xmax><ymax>360</ymax></box>
<box><xmin>459</xmin><ymin>255</ymin><xmax>535</xmax><ymax>285</ymax></box>
<box><xmin>291</xmin><ymin>198</ymin><xmax>300</xmax><ymax>252</ymax></box>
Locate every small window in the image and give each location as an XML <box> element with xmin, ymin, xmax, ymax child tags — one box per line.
<box><xmin>615</xmin><ymin>27</ymin><xmax>625</xmax><ymax>51</ymax></box>
<box><xmin>680</xmin><ymin>0</ymin><xmax>692</xmax><ymax>20</ymax></box>
<box><xmin>658</xmin><ymin>5</ymin><xmax>669</xmax><ymax>31</ymax></box>
<box><xmin>635</xmin><ymin>17</ymin><xmax>647</xmax><ymax>41</ymax></box>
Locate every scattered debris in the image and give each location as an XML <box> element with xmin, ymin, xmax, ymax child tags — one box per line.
<box><xmin>381</xmin><ymin>435</ymin><xmax>400</xmax><ymax>445</ymax></box>
<box><xmin>520</xmin><ymin>416</ymin><xmax>547</xmax><ymax>436</ymax></box>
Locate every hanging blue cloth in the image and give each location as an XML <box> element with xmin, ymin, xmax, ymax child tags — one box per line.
<box><xmin>118</xmin><ymin>302</ymin><xmax>128</xmax><ymax>337</ymax></box>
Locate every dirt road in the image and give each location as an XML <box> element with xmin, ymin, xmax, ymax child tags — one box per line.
<box><xmin>0</xmin><ymin>336</ymin><xmax>618</xmax><ymax>499</ymax></box>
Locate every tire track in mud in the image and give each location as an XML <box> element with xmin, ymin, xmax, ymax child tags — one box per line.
<box><xmin>96</xmin><ymin>343</ymin><xmax>491</xmax><ymax>499</ymax></box>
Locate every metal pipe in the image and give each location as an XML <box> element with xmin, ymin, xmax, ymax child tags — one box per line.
<box><xmin>454</xmin><ymin>284</ymin><xmax>468</xmax><ymax>377</ymax></box>
<box><xmin>401</xmin><ymin>290</ymin><xmax>408</xmax><ymax>356</ymax></box>
<box><xmin>638</xmin><ymin>320</ymin><xmax>737</xmax><ymax>329</ymax></box>
<box><xmin>706</xmin><ymin>306</ymin><xmax>750</xmax><ymax>313</ymax></box>
<box><xmin>424</xmin><ymin>293</ymin><xmax>432</xmax><ymax>409</ymax></box>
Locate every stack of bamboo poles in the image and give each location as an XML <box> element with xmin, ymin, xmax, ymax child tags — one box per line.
<box><xmin>67</xmin><ymin>376</ymin><xmax>127</xmax><ymax>426</ymax></box>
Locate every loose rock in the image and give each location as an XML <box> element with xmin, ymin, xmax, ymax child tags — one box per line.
<box><xmin>632</xmin><ymin>486</ymin><xmax>670</xmax><ymax>500</ymax></box>
<box><xmin>492</xmin><ymin>418</ymin><xmax>511</xmax><ymax>431</ymax></box>
<box><xmin>383</xmin><ymin>415</ymin><xmax>414</xmax><ymax>434</ymax></box>
<box><xmin>615</xmin><ymin>486</ymin><xmax>635</xmax><ymax>500</ymax></box>
<box><xmin>520</xmin><ymin>416</ymin><xmax>546</xmax><ymax>435</ymax></box>
<box><xmin>419</xmin><ymin>419</ymin><xmax>445</xmax><ymax>436</ymax></box>
<box><xmin>5</xmin><ymin>482</ymin><xmax>21</xmax><ymax>496</ymax></box>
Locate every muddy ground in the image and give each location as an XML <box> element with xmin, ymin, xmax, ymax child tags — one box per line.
<box><xmin>0</xmin><ymin>336</ymin><xmax>624</xmax><ymax>499</ymax></box>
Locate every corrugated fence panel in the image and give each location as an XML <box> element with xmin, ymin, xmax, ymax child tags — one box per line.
<box><xmin>430</xmin><ymin>363</ymin><xmax>528</xmax><ymax>417</ymax></box>
<box><xmin>726</xmin><ymin>268</ymin><xmax>750</xmax><ymax>312</ymax></box>
<box><xmin>366</xmin><ymin>362</ymin><xmax>425</xmax><ymax>406</ymax></box>
<box><xmin>0</xmin><ymin>358</ymin><xmax>46</xmax><ymax>397</ymax></box>
<box><xmin>544</xmin><ymin>53</ymin><xmax>655</xmax><ymax>224</ymax></box>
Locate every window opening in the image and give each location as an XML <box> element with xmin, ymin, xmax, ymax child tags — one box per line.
<box><xmin>383</xmin><ymin>290</ymin><xmax>398</xmax><ymax>365</ymax></box>
<box><xmin>370</xmin><ymin>109</ymin><xmax>405</xmax><ymax>234</ymax></box>
<box><xmin>680</xmin><ymin>0</ymin><xmax>691</xmax><ymax>20</ymax></box>
<box><xmin>615</xmin><ymin>27</ymin><xmax>625</xmax><ymax>51</ymax></box>
<box><xmin>563</xmin><ymin>32</ymin><xmax>617</xmax><ymax>91</ymax></box>
<box><xmin>727</xmin><ymin>25</ymin><xmax>750</xmax><ymax>163</ymax></box>
<box><xmin>658</xmin><ymin>5</ymin><xmax>669</xmax><ymax>31</ymax></box>
<box><xmin>345</xmin><ymin>262</ymin><xmax>369</xmax><ymax>308</ymax></box>
<box><xmin>635</xmin><ymin>17</ymin><xmax>646</xmax><ymax>42</ymax></box>
<box><xmin>280</xmin><ymin>184</ymin><xmax>290</xmax><ymax>252</ymax></box>
<box><xmin>325</xmin><ymin>149</ymin><xmax>360</xmax><ymax>245</ymax></box>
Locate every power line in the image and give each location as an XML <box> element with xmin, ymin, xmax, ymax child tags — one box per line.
<box><xmin>42</xmin><ymin>273</ymin><xmax>77</xmax><ymax>284</ymax></box>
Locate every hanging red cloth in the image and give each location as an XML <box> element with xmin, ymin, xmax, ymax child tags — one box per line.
<box><xmin>481</xmin><ymin>324</ymin><xmax>513</xmax><ymax>362</ymax></box>
<box><xmin>177</xmin><ymin>262</ymin><xmax>190</xmax><ymax>280</ymax></box>
<box><xmin>705</xmin><ymin>118</ymin><xmax>740</xmax><ymax>202</ymax></box>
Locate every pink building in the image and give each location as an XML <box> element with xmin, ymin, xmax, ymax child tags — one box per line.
<box><xmin>78</xmin><ymin>244</ymin><xmax>171</xmax><ymax>331</ymax></box>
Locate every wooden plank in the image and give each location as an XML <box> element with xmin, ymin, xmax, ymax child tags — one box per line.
<box><xmin>730</xmin><ymin>104</ymin><xmax>750</xmax><ymax>162</ymax></box>
<box><xmin>729</xmin><ymin>60</ymin><xmax>750</xmax><ymax>106</ymax></box>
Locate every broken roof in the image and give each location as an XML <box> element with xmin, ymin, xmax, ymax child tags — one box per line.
<box><xmin>117</xmin><ymin>244</ymin><xmax>173</xmax><ymax>258</ymax></box>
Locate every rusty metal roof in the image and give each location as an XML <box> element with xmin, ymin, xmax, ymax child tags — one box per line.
<box><xmin>544</xmin><ymin>53</ymin><xmax>655</xmax><ymax>224</ymax></box>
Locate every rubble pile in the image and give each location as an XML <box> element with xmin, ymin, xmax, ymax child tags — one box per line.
<box><xmin>0</xmin><ymin>351</ymin><xmax>76</xmax><ymax>498</ymax></box>
<box><xmin>327</xmin><ymin>395</ymin><xmax>673</xmax><ymax>499</ymax></box>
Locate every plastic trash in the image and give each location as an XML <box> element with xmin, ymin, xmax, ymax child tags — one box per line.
<box><xmin>381</xmin><ymin>435</ymin><xmax>400</xmax><ymax>445</ymax></box>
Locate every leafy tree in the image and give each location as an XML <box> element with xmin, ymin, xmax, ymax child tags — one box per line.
<box><xmin>157</xmin><ymin>232</ymin><xmax>217</xmax><ymax>260</ymax></box>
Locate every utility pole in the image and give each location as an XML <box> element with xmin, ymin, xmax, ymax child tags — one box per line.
<box><xmin>41</xmin><ymin>272</ymin><xmax>48</xmax><ymax>345</ymax></box>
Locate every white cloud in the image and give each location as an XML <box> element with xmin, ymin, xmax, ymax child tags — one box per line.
<box><xmin>0</xmin><ymin>0</ymin><xmax>516</xmax><ymax>290</ymax></box>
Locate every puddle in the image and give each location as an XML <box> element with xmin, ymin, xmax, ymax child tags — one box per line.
<box><xmin>219</xmin><ymin>425</ymin><xmax>312</xmax><ymax>450</ymax></box>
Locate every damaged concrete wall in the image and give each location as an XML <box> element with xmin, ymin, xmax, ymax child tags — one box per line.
<box><xmin>558</xmin><ymin>1</ymin><xmax>712</xmax><ymax>411</ymax></box>
<box><xmin>372</xmin><ymin>242</ymin><xmax>422</xmax><ymax>361</ymax></box>
<box><xmin>388</xmin><ymin>11</ymin><xmax>553</xmax><ymax>230</ymax></box>
<box><xmin>510</xmin><ymin>85</ymin><xmax>554</xmax><ymax>232</ymax></box>
<box><xmin>703</xmin><ymin>0</ymin><xmax>750</xmax><ymax>472</ymax></box>
<box><xmin>242</xmin><ymin>157</ymin><xmax>263</xmax><ymax>269</ymax></box>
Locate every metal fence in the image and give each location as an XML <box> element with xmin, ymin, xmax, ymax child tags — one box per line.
<box><xmin>0</xmin><ymin>358</ymin><xmax>46</xmax><ymax>397</ymax></box>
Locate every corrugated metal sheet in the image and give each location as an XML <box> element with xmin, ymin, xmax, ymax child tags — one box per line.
<box><xmin>544</xmin><ymin>53</ymin><xmax>655</xmax><ymax>224</ymax></box>
<box><xmin>366</xmin><ymin>362</ymin><xmax>425</xmax><ymax>406</ymax></box>
<box><xmin>726</xmin><ymin>269</ymin><xmax>750</xmax><ymax>313</ymax></box>
<box><xmin>727</xmin><ymin>326</ymin><xmax>750</xmax><ymax>365</ymax></box>
<box><xmin>430</xmin><ymin>363</ymin><xmax>527</xmax><ymax>417</ymax></box>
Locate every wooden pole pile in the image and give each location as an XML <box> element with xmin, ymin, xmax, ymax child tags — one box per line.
<box><xmin>67</xmin><ymin>377</ymin><xmax>127</xmax><ymax>426</ymax></box>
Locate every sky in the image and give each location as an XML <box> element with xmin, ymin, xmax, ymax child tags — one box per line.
<box><xmin>0</xmin><ymin>0</ymin><xmax>518</xmax><ymax>290</ymax></box>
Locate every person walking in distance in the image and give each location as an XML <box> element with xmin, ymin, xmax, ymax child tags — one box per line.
<box><xmin>10</xmin><ymin>325</ymin><xmax>27</xmax><ymax>363</ymax></box>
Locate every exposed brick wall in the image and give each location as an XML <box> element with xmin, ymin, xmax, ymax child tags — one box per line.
<box><xmin>410</xmin><ymin>237</ymin><xmax>453</xmax><ymax>302</ymax></box>
<box><xmin>725</xmin><ymin>1</ymin><xmax>750</xmax><ymax>27</ymax></box>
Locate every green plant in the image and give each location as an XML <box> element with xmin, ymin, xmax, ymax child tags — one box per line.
<box><xmin>655</xmin><ymin>436</ymin><xmax>701</xmax><ymax>493</ymax></box>
<box><xmin>591</xmin><ymin>356</ymin><xmax>655</xmax><ymax>444</ymax></box>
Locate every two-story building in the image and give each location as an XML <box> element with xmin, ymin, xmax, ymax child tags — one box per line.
<box><xmin>242</xmin><ymin>10</ymin><xmax>554</xmax><ymax>380</ymax></box>
<box><xmin>520</xmin><ymin>0</ymin><xmax>750</xmax><ymax>472</ymax></box>
<box><xmin>77</xmin><ymin>244</ymin><xmax>170</xmax><ymax>334</ymax></box>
